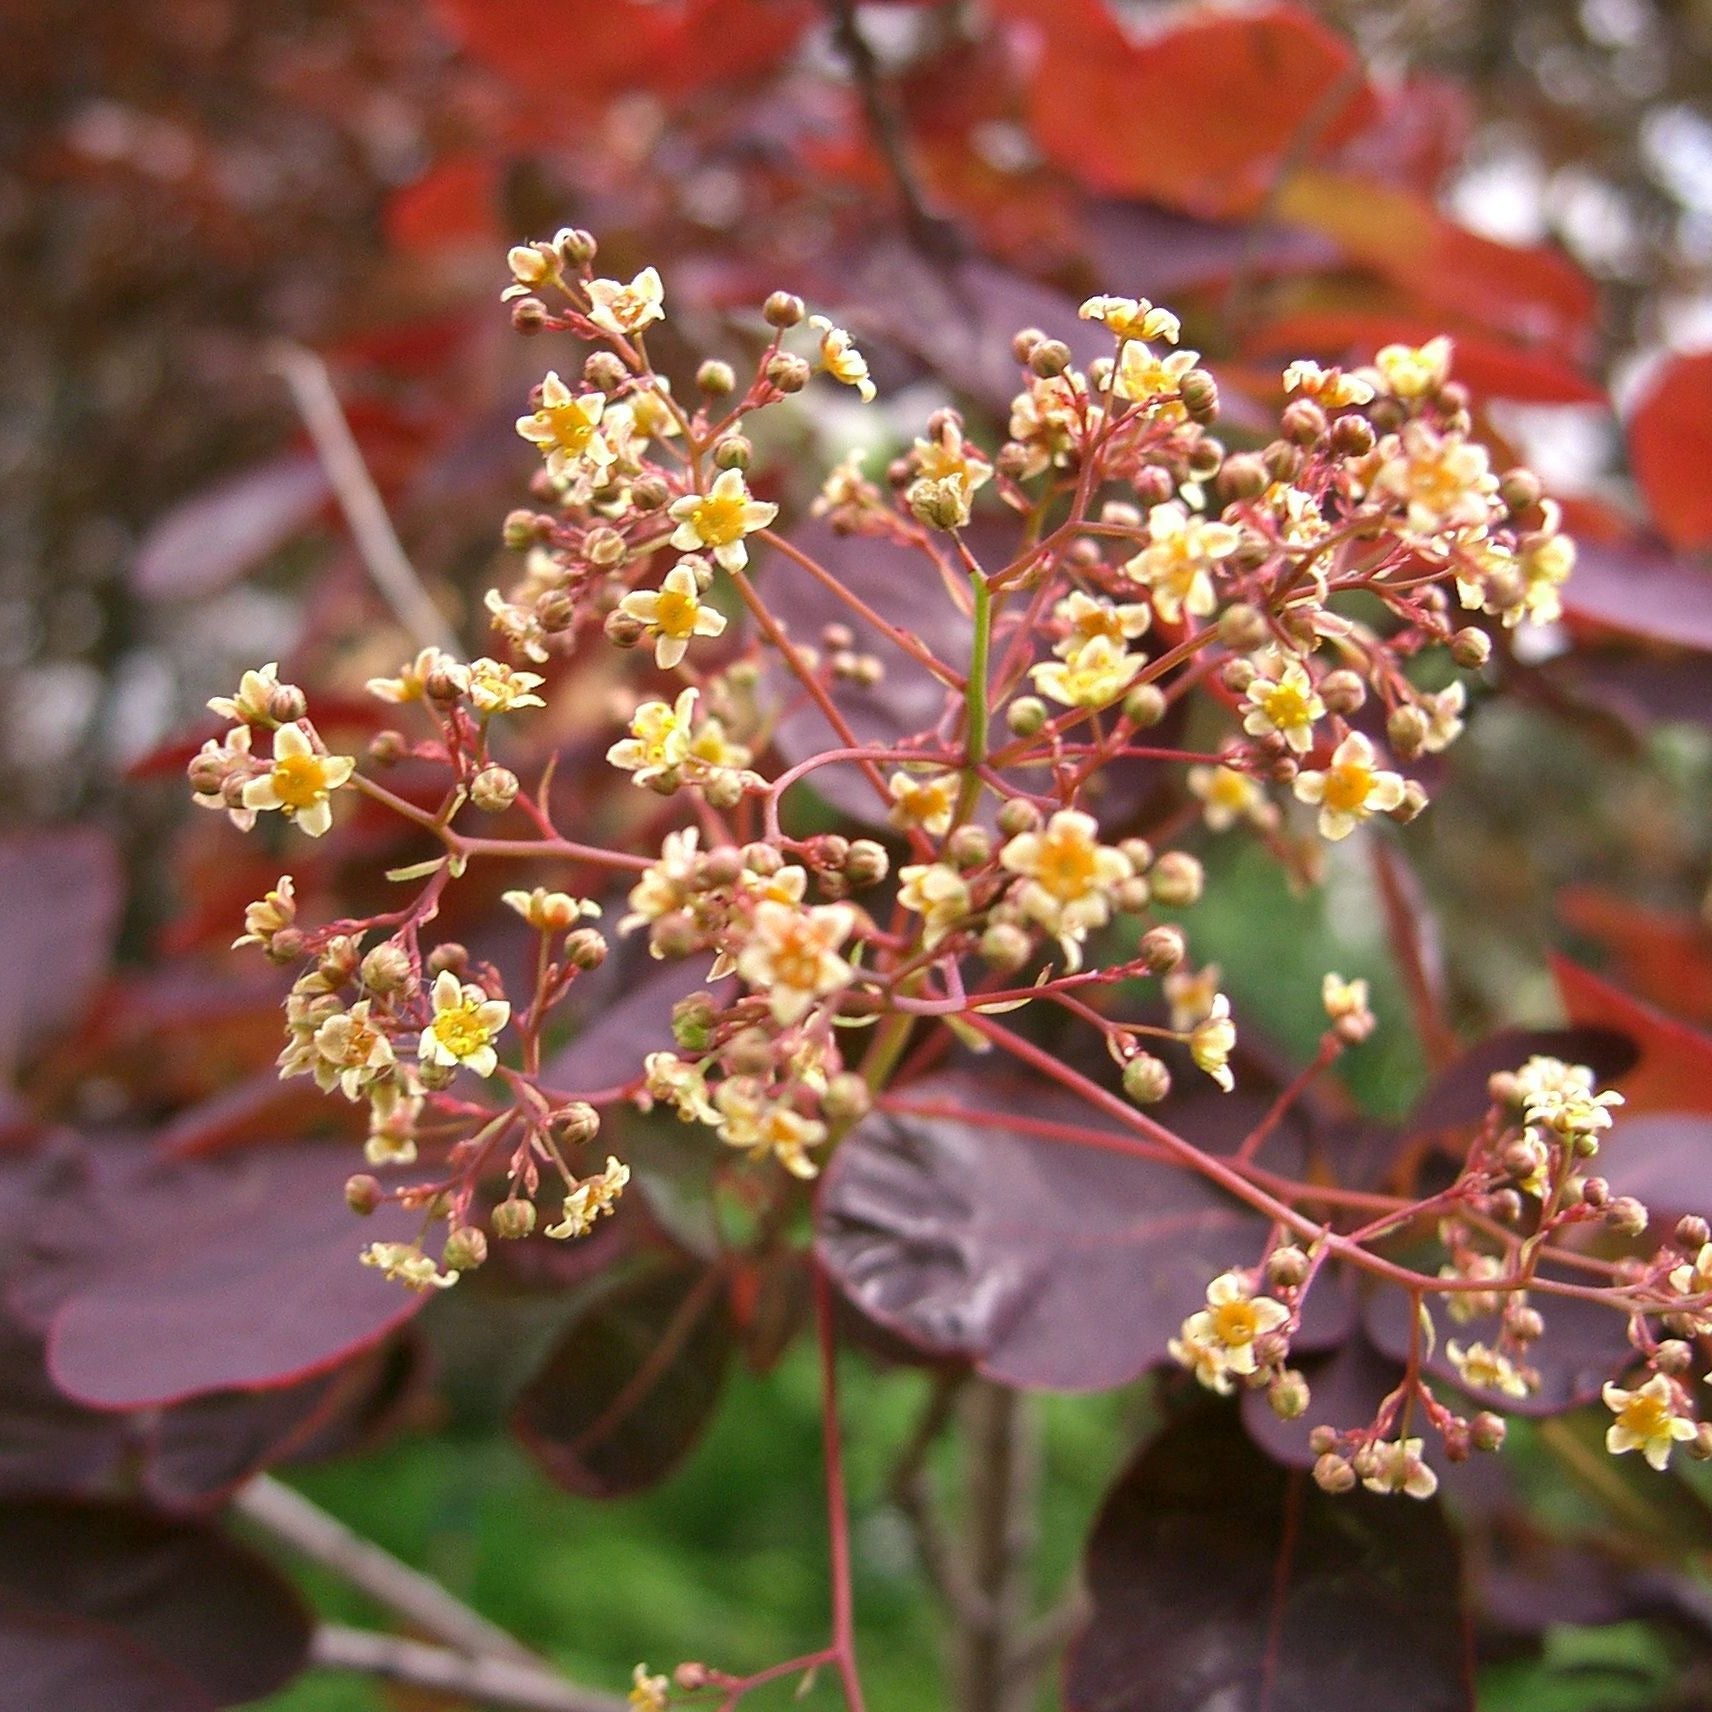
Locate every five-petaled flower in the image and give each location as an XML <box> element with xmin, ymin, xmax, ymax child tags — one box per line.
<box><xmin>618</xmin><ymin>561</ymin><xmax>729</xmax><ymax>669</ymax></box>
<box><xmin>241</xmin><ymin>722</ymin><xmax>355</xmax><ymax>838</ymax></box>
<box><xmin>667</xmin><ymin>469</ymin><xmax>779</xmax><ymax>571</ymax></box>
<box><xmin>808</xmin><ymin>315</ymin><xmax>876</xmax><ymax>402</ymax></box>
<box><xmin>1124</xmin><ymin>501</ymin><xmax>1239</xmax><ymax>625</ymax></box>
<box><xmin>546</xmin><ymin>1156</ymin><xmax>630</xmax><ymax>1239</ymax></box>
<box><xmin>999</xmin><ymin>809</ymin><xmax>1133</xmax><ymax>970</ymax></box>
<box><xmin>1188</xmin><ymin>993</ymin><xmax>1238</xmax><ymax>1091</ymax></box>
<box><xmin>1176</xmin><ymin>1272</ymin><xmax>1289</xmax><ymax>1383</ymax></box>
<box><xmin>515</xmin><ymin>373</ymin><xmax>615</xmax><ymax>482</ymax></box>
<box><xmin>1604</xmin><ymin>1373</ymin><xmax>1697</xmax><ymax>1470</ymax></box>
<box><xmin>418</xmin><ymin>970</ymin><xmax>510</xmax><ymax>1078</ymax></box>
<box><xmin>1360</xmin><ymin>1437</ymin><xmax>1439</xmax><ymax>1499</ymax></box>
<box><xmin>1292</xmin><ymin>732</ymin><xmax>1406</xmax><ymax>840</ymax></box>
<box><xmin>585</xmin><ymin>267</ymin><xmax>665</xmax><ymax>338</ymax></box>
<box><xmin>1241</xmin><ymin>654</ymin><xmax>1325</xmax><ymax>753</ymax></box>
<box><xmin>608</xmin><ymin>687</ymin><xmax>699</xmax><ymax>786</ymax></box>
<box><xmin>736</xmin><ymin>900</ymin><xmax>858</xmax><ymax>1025</ymax></box>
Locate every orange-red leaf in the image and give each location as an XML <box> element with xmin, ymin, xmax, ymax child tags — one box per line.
<box><xmin>1553</xmin><ymin>955</ymin><xmax>1712</xmax><ymax>1116</ymax></box>
<box><xmin>1557</xmin><ymin>889</ymin><xmax>1712</xmax><ymax>1029</ymax></box>
<box><xmin>384</xmin><ymin>154</ymin><xmax>502</xmax><ymax>257</ymax></box>
<box><xmin>1627</xmin><ymin>352</ymin><xmax>1712</xmax><ymax>550</ymax></box>
<box><xmin>997</xmin><ymin>0</ymin><xmax>1375</xmax><ymax>217</ymax></box>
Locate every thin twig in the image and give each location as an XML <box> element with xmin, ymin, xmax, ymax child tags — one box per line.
<box><xmin>234</xmin><ymin>1474</ymin><xmax>540</xmax><ymax>1667</ymax></box>
<box><xmin>269</xmin><ymin>339</ymin><xmax>460</xmax><ymax>655</ymax></box>
<box><xmin>887</xmin><ymin>1371</ymin><xmax>990</xmax><ymax>1629</ymax></box>
<box><xmin>309</xmin><ymin>1625</ymin><xmax>626</xmax><ymax>1712</ymax></box>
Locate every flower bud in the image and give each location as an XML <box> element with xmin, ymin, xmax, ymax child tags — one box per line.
<box><xmin>1005</xmin><ymin>696</ymin><xmax>1048</xmax><ymax>738</ymax></box>
<box><xmin>946</xmin><ymin>825</ymin><xmax>993</xmax><ymax>870</ymax></box>
<box><xmin>583</xmin><ymin>351</ymin><xmax>627</xmax><ymax>392</ymax></box>
<box><xmin>1149</xmin><ymin>852</ymin><xmax>1203</xmax><ymax>908</ymax></box>
<box><xmin>743</xmin><ymin>841</ymin><xmax>784</xmax><ymax>877</ymax></box>
<box><xmin>345</xmin><ymin>1174</ymin><xmax>383</xmax><ymax>1215</ymax></box>
<box><xmin>1266</xmin><ymin>1246</ymin><xmax>1310</xmax><ymax>1290</ymax></box>
<box><xmin>764</xmin><ymin>290</ymin><xmax>805</xmax><ymax>328</ymax></box>
<box><xmin>511</xmin><ymin>297</ymin><xmax>547</xmax><ymax>334</ymax></box>
<box><xmin>1113</xmin><ymin>876</ymin><xmax>1152</xmax><ymax>914</ymax></box>
<box><xmin>1677</xmin><ymin>1215</ymin><xmax>1711</xmax><ymax>1251</ymax></box>
<box><xmin>1498</xmin><ymin>467</ymin><xmax>1543</xmax><ymax>516</ymax></box>
<box><xmin>427</xmin><ymin>942</ymin><xmax>469</xmax><ymax>977</ymax></box>
<box><xmin>605</xmin><ymin>609</ymin><xmax>647</xmax><ymax>649</ymax></box>
<box><xmin>564</xmin><ymin>928</ymin><xmax>608</xmax><ymax>970</ymax></box>
<box><xmin>1216</xmin><ymin>602</ymin><xmax>1269</xmax><ymax>653</ymax></box>
<box><xmin>765</xmin><ymin>352</ymin><xmax>811</xmax><ymax>393</ymax></box>
<box><xmin>697</xmin><ymin>359</ymin><xmax>737</xmax><ymax>396</ymax></box>
<box><xmin>1219</xmin><ymin>658</ymin><xmax>1258</xmax><ymax>695</ymax></box>
<box><xmin>1216</xmin><ymin>454</ymin><xmax>1269</xmax><ymax>504</ymax></box>
<box><xmin>443</xmin><ymin>1226</ymin><xmax>488</xmax><ymax>1271</ymax></box>
<box><xmin>361</xmin><ymin>941</ymin><xmax>414</xmax><ymax>994</ymax></box>
<box><xmin>1656</xmin><ymin>1338</ymin><xmax>1694</xmax><ymax>1375</ymax></box>
<box><xmin>713</xmin><ymin>435</ymin><xmax>752</xmax><ymax>472</ymax></box>
<box><xmin>996</xmin><ymin>798</ymin><xmax>1042</xmax><ymax>839</ymax></box>
<box><xmin>1308</xmin><ymin>1425</ymin><xmax>1339</xmax><ymax>1456</ymax></box>
<box><xmin>823</xmin><ymin>1072</ymin><xmax>872</xmax><ymax>1125</ymax></box>
<box><xmin>555</xmin><ymin>1102</ymin><xmax>601</xmax><ymax>1147</ymax></box>
<box><xmin>369</xmin><ymin>730</ymin><xmax>407</xmax><ymax>766</ymax></box>
<box><xmin>1123</xmin><ymin>1052</ymin><xmax>1172</xmax><ymax>1105</ymax></box>
<box><xmin>723</xmin><ymin>1027</ymin><xmax>775</xmax><ymax>1077</ymax></box>
<box><xmin>1319</xmin><ymin>670</ymin><xmax>1366</xmax><ymax>715</ymax></box>
<box><xmin>1011</xmin><ymin>327</ymin><xmax>1047</xmax><ymax>364</ymax></box>
<box><xmin>1269</xmin><ymin>1370</ymin><xmax>1310</xmax><ymax>1420</ymax></box>
<box><xmin>1028</xmin><ymin>339</ymin><xmax>1072</xmax><ymax>378</ymax></box>
<box><xmin>1606</xmin><ymin>1195</ymin><xmax>1648</xmax><ymax>1237</ymax></box>
<box><xmin>1138</xmin><ymin>924</ymin><xmax>1187</xmax><ymax>973</ymax></box>
<box><xmin>1329</xmin><ymin>413</ymin><xmax>1375</xmax><ymax>457</ymax></box>
<box><xmin>471</xmin><ymin>765</ymin><xmax>520</xmax><ymax>813</ymax></box>
<box><xmin>1504</xmin><ymin>1303</ymin><xmax>1544</xmax><ymax>1344</ymax></box>
<box><xmin>672</xmin><ymin>993</ymin><xmax>719</xmax><ymax>1052</ymax></box>
<box><xmin>1179</xmin><ymin>369</ymin><xmax>1220</xmax><ymax>422</ymax></box>
<box><xmin>844</xmin><ymin>840</ymin><xmax>889</xmax><ymax>889</ymax></box>
<box><xmin>1313</xmin><ymin>1453</ymin><xmax>1356</xmax><ymax>1494</ymax></box>
<box><xmin>980</xmin><ymin>922</ymin><xmax>1033</xmax><ymax>973</ymax></box>
<box><xmin>1122</xmin><ymin>684</ymin><xmax>1167</xmax><ymax>728</ymax></box>
<box><xmin>1450</xmin><ymin>627</ymin><xmax>1491</xmax><ymax>669</ymax></box>
<box><xmin>267</xmin><ymin>683</ymin><xmax>309</xmax><ymax>725</ymax></box>
<box><xmin>1470</xmin><ymin>1411</ymin><xmax>1507</xmax><ymax>1453</ymax></box>
<box><xmin>1386</xmin><ymin>704</ymin><xmax>1430</xmax><ymax>761</ymax></box>
<box><xmin>1281</xmin><ymin>397</ymin><xmax>1327</xmax><ymax>445</ymax></box>
<box><xmin>1580</xmin><ymin>1175</ymin><xmax>1610</xmax><ymax>1209</ymax></box>
<box><xmin>492</xmin><ymin>1197</ymin><xmax>537</xmax><ymax>1239</ymax></box>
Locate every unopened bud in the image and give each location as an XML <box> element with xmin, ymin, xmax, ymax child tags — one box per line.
<box><xmin>563</xmin><ymin>928</ymin><xmax>608</xmax><ymax>971</ymax></box>
<box><xmin>1269</xmin><ymin>1370</ymin><xmax>1310</xmax><ymax>1420</ymax></box>
<box><xmin>1450</xmin><ymin>627</ymin><xmax>1491</xmax><ymax>669</ymax></box>
<box><xmin>1470</xmin><ymin>1411</ymin><xmax>1507</xmax><ymax>1453</ymax></box>
<box><xmin>672</xmin><ymin>993</ymin><xmax>719</xmax><ymax>1052</ymax></box>
<box><xmin>723</xmin><ymin>1027</ymin><xmax>775</xmax><ymax>1077</ymax></box>
<box><xmin>604</xmin><ymin>609</ymin><xmax>647</xmax><ymax>649</ymax></box>
<box><xmin>1499</xmin><ymin>468</ymin><xmax>1543</xmax><ymax>516</ymax></box>
<box><xmin>583</xmin><ymin>350</ymin><xmax>626</xmax><ymax>392</ymax></box>
<box><xmin>1329</xmin><ymin>413</ymin><xmax>1375</xmax><ymax>457</ymax></box>
<box><xmin>345</xmin><ymin>1174</ymin><xmax>383</xmax><ymax>1215</ymax></box>
<box><xmin>1138</xmin><ymin>924</ymin><xmax>1187</xmax><ymax>973</ymax></box>
<box><xmin>823</xmin><ymin>1073</ymin><xmax>872</xmax><ymax>1125</ymax></box>
<box><xmin>361</xmin><ymin>942</ymin><xmax>414</xmax><ymax>994</ymax></box>
<box><xmin>471</xmin><ymin>765</ymin><xmax>519</xmax><ymax>813</ymax></box>
<box><xmin>981</xmin><ymin>922</ymin><xmax>1033</xmax><ymax>973</ymax></box>
<box><xmin>267</xmin><ymin>684</ymin><xmax>309</xmax><ymax>725</ymax></box>
<box><xmin>1266</xmin><ymin>1245</ymin><xmax>1310</xmax><ymax>1290</ymax></box>
<box><xmin>1113</xmin><ymin>876</ymin><xmax>1152</xmax><ymax>914</ymax></box>
<box><xmin>1580</xmin><ymin>1175</ymin><xmax>1610</xmax><ymax>1209</ymax></box>
<box><xmin>1313</xmin><ymin>1453</ymin><xmax>1356</xmax><ymax>1494</ymax></box>
<box><xmin>765</xmin><ymin>352</ymin><xmax>811</xmax><ymax>393</ymax></box>
<box><xmin>946</xmin><ymin>825</ymin><xmax>993</xmax><ymax>870</ymax></box>
<box><xmin>492</xmin><ymin>1197</ymin><xmax>537</xmax><ymax>1240</ymax></box>
<box><xmin>1217</xmin><ymin>602</ymin><xmax>1269</xmax><ymax>653</ymax></box>
<box><xmin>556</xmin><ymin>1102</ymin><xmax>601</xmax><ymax>1147</ymax></box>
<box><xmin>1656</xmin><ymin>1338</ymin><xmax>1694</xmax><ymax>1375</ymax></box>
<box><xmin>1504</xmin><ymin>1304</ymin><xmax>1544</xmax><ymax>1344</ymax></box>
<box><xmin>511</xmin><ymin>297</ymin><xmax>547</xmax><ymax>334</ymax></box>
<box><xmin>1387</xmin><ymin>705</ymin><xmax>1430</xmax><ymax>761</ymax></box>
<box><xmin>1028</xmin><ymin>339</ymin><xmax>1071</xmax><ymax>378</ymax></box>
<box><xmin>1149</xmin><ymin>852</ymin><xmax>1204</xmax><ymax>908</ymax></box>
<box><xmin>844</xmin><ymin>840</ymin><xmax>889</xmax><ymax>889</ymax></box>
<box><xmin>763</xmin><ymin>290</ymin><xmax>805</xmax><ymax>328</ymax></box>
<box><xmin>996</xmin><ymin>798</ymin><xmax>1042</xmax><ymax>839</ymax></box>
<box><xmin>1319</xmin><ymin>670</ymin><xmax>1366</xmax><ymax>715</ymax></box>
<box><xmin>1122</xmin><ymin>1052</ymin><xmax>1172</xmax><ymax>1105</ymax></box>
<box><xmin>426</xmin><ymin>942</ymin><xmax>469</xmax><ymax>977</ymax></box>
<box><xmin>1281</xmin><ymin>397</ymin><xmax>1327</xmax><ymax>445</ymax></box>
<box><xmin>697</xmin><ymin>359</ymin><xmax>736</xmax><ymax>396</ymax></box>
<box><xmin>369</xmin><ymin>729</ymin><xmax>406</xmax><ymax>766</ymax></box>
<box><xmin>1179</xmin><ymin>369</ymin><xmax>1219</xmax><ymax>422</ymax></box>
<box><xmin>1676</xmin><ymin>1215</ymin><xmax>1710</xmax><ymax>1251</ymax></box>
<box><xmin>1308</xmin><ymin>1425</ymin><xmax>1339</xmax><ymax>1456</ymax></box>
<box><xmin>1693</xmin><ymin>1423</ymin><xmax>1712</xmax><ymax>1463</ymax></box>
<box><xmin>443</xmin><ymin>1226</ymin><xmax>488</xmax><ymax>1271</ymax></box>
<box><xmin>1216</xmin><ymin>454</ymin><xmax>1269</xmax><ymax>504</ymax></box>
<box><xmin>713</xmin><ymin>435</ymin><xmax>752</xmax><ymax>471</ymax></box>
<box><xmin>1606</xmin><ymin>1196</ymin><xmax>1648</xmax><ymax>1237</ymax></box>
<box><xmin>1006</xmin><ymin>696</ymin><xmax>1048</xmax><ymax>737</ymax></box>
<box><xmin>1123</xmin><ymin>684</ymin><xmax>1168</xmax><ymax>728</ymax></box>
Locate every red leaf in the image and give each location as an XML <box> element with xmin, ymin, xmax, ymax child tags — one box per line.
<box><xmin>513</xmin><ymin>1260</ymin><xmax>732</xmax><ymax>1498</ymax></box>
<box><xmin>384</xmin><ymin>153</ymin><xmax>502</xmax><ymax>257</ymax></box>
<box><xmin>0</xmin><ymin>1599</ymin><xmax>217</xmax><ymax>1712</ymax></box>
<box><xmin>0</xmin><ymin>828</ymin><xmax>121</xmax><ymax>1073</ymax></box>
<box><xmin>815</xmin><ymin>1071</ymin><xmax>1344</xmax><ymax>1391</ymax></box>
<box><xmin>1066</xmin><ymin>1402</ymin><xmax>1472</xmax><ymax>1712</ymax></box>
<box><xmin>1553</xmin><ymin>956</ymin><xmax>1712</xmax><ymax>1115</ymax></box>
<box><xmin>39</xmin><ymin>1142</ymin><xmax>428</xmax><ymax>1408</ymax></box>
<box><xmin>0</xmin><ymin>1499</ymin><xmax>311</xmax><ymax>1707</ymax></box>
<box><xmin>131</xmin><ymin>454</ymin><xmax>329</xmax><ymax>599</ymax></box>
<box><xmin>1558</xmin><ymin>539</ymin><xmax>1712</xmax><ymax>652</ymax></box>
<box><xmin>1557</xmin><ymin>888</ymin><xmax>1712</xmax><ymax>1028</ymax></box>
<box><xmin>1628</xmin><ymin>352</ymin><xmax>1712</xmax><ymax>550</ymax></box>
<box><xmin>1000</xmin><ymin>0</ymin><xmax>1375</xmax><ymax>217</ymax></box>
<box><xmin>1244</xmin><ymin>309</ymin><xmax>1605</xmax><ymax>404</ymax></box>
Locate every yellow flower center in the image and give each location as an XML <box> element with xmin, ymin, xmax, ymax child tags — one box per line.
<box><xmin>1258</xmin><ymin>681</ymin><xmax>1314</xmax><ymax>731</ymax></box>
<box><xmin>1618</xmin><ymin>1394</ymin><xmax>1671</xmax><ymax>1439</ymax></box>
<box><xmin>431</xmin><ymin>1002</ymin><xmax>490</xmax><ymax>1060</ymax></box>
<box><xmin>691</xmin><ymin>492</ymin><xmax>748</xmax><ymax>547</ymax></box>
<box><xmin>272</xmin><ymin>752</ymin><xmax>329</xmax><ymax>810</ymax></box>
<box><xmin>542</xmin><ymin>402</ymin><xmax>597</xmax><ymax>454</ymax></box>
<box><xmin>771</xmin><ymin>933</ymin><xmax>826</xmax><ymax>992</ymax></box>
<box><xmin>1208</xmin><ymin>770</ymin><xmax>1252</xmax><ymax>809</ymax></box>
<box><xmin>1211</xmin><ymin>1300</ymin><xmax>1261</xmax><ymax>1347</ymax></box>
<box><xmin>655</xmin><ymin>586</ymin><xmax>700</xmax><ymax>638</ymax></box>
<box><xmin>1322</xmin><ymin>761</ymin><xmax>1376</xmax><ymax>816</ymax></box>
<box><xmin>1035</xmin><ymin>830</ymin><xmax>1098</xmax><ymax>901</ymax></box>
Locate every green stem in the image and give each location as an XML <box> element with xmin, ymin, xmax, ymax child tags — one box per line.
<box><xmin>954</xmin><ymin>564</ymin><xmax>992</xmax><ymax>826</ymax></box>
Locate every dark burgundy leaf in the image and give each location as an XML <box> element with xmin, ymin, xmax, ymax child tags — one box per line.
<box><xmin>0</xmin><ymin>1596</ymin><xmax>218</xmax><ymax>1712</ymax></box>
<box><xmin>1241</xmin><ymin>1327</ymin><xmax>1404</xmax><ymax>1469</ymax></box>
<box><xmin>513</xmin><ymin>1261</ymin><xmax>732</xmax><ymax>1498</ymax></box>
<box><xmin>41</xmin><ymin>1142</ymin><xmax>427</xmax><ymax>1408</ymax></box>
<box><xmin>816</xmin><ymin>1072</ymin><xmax>1313</xmax><ymax>1391</ymax></box>
<box><xmin>1537</xmin><ymin>649</ymin><xmax>1712</xmax><ymax>735</ymax></box>
<box><xmin>132</xmin><ymin>453</ymin><xmax>329</xmax><ymax>599</ymax></box>
<box><xmin>1363</xmin><ymin>1284</ymin><xmax>1630</xmax><ymax>1417</ymax></box>
<box><xmin>1594</xmin><ymin>1113</ymin><xmax>1712</xmax><ymax>1219</ymax></box>
<box><xmin>277</xmin><ymin>1334</ymin><xmax>428</xmax><ymax>1467</ymax></box>
<box><xmin>0</xmin><ymin>828</ymin><xmax>121</xmax><ymax>1070</ymax></box>
<box><xmin>1561</xmin><ymin>539</ymin><xmax>1712</xmax><ymax>654</ymax></box>
<box><xmin>0</xmin><ymin>1313</ymin><xmax>129</xmax><ymax>1499</ymax></box>
<box><xmin>0</xmin><ymin>1498</ymin><xmax>312</xmax><ymax>1706</ymax></box>
<box><xmin>1406</xmin><ymin>1027</ymin><xmax>1637</xmax><ymax>1139</ymax></box>
<box><xmin>1066</xmin><ymin>1402</ymin><xmax>1472</xmax><ymax>1712</ymax></box>
<box><xmin>541</xmin><ymin>946</ymin><xmax>715</xmax><ymax>1098</ymax></box>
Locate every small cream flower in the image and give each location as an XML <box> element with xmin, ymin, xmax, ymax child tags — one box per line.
<box><xmin>1164</xmin><ymin>963</ymin><xmax>1221</xmax><ymax>1033</ymax></box>
<box><xmin>898</xmin><ymin>862</ymin><xmax>971</xmax><ymax>948</ymax></box>
<box><xmin>208</xmin><ymin>662</ymin><xmax>292</xmax><ymax>725</ymax></box>
<box><xmin>913</xmin><ymin>417</ymin><xmax>993</xmax><ymax>492</ymax></box>
<box><xmin>617</xmin><ymin>561</ymin><xmax>728</xmax><ymax>669</ymax></box>
<box><xmin>1030</xmin><ymin>634</ymin><xmax>1144</xmax><ymax>708</ymax></box>
<box><xmin>1168</xmin><ymin>1327</ymin><xmax>1234</xmax><ymax>1394</ymax></box>
<box><xmin>713</xmin><ymin>1080</ymin><xmax>828</xmax><ymax>1179</ymax></box>
<box><xmin>1511</xmin><ymin>1055</ymin><xmax>1623</xmax><ymax>1146</ymax></box>
<box><xmin>1123</xmin><ymin>501</ymin><xmax>1239</xmax><ymax>625</ymax></box>
<box><xmin>1604</xmin><ymin>1373</ymin><xmax>1697</xmax><ymax>1471</ymax></box>
<box><xmin>1283</xmin><ymin>359</ymin><xmax>1374</xmax><ymax>408</ymax></box>
<box><xmin>735</xmin><ymin>900</ymin><xmax>858</xmax><ymax>1026</ymax></box>
<box><xmin>667</xmin><ymin>469</ymin><xmax>778</xmax><ymax>572</ymax></box>
<box><xmin>1052</xmin><ymin>591</ymin><xmax>1150</xmax><ymax>658</ymax></box>
<box><xmin>608</xmin><ymin>687</ymin><xmax>699</xmax><ymax>786</ymax></box>
<box><xmin>1447</xmin><ymin>1340</ymin><xmax>1531</xmax><ymax>1399</ymax></box>
<box><xmin>1189</xmin><ymin>994</ymin><xmax>1237</xmax><ymax>1092</ymax></box>
<box><xmin>546</xmin><ymin>1156</ymin><xmax>630</xmax><ymax>1239</ymax></box>
<box><xmin>313</xmin><ymin>1000</ymin><xmax>396</xmax><ymax>1100</ymax></box>
<box><xmin>1079</xmin><ymin>294</ymin><xmax>1181</xmax><ymax>345</ymax></box>
<box><xmin>234</xmin><ymin>875</ymin><xmax>297</xmax><ymax>950</ymax></box>
<box><xmin>629</xmin><ymin>1664</ymin><xmax>670</xmax><ymax>1712</ymax></box>
<box><xmin>1361</xmin><ymin>1437</ymin><xmax>1439</xmax><ymax>1499</ymax></box>
<box><xmin>999</xmin><ymin>808</ymin><xmax>1133</xmax><ymax>969</ymax></box>
<box><xmin>585</xmin><ymin>267</ymin><xmax>665</xmax><ymax>338</ymax></box>
<box><xmin>241</xmin><ymin>722</ymin><xmax>356</xmax><ymax>839</ymax></box>
<box><xmin>468</xmin><ymin>658</ymin><xmax>545</xmax><ymax>715</ymax></box>
<box><xmin>888</xmin><ymin>770</ymin><xmax>957</xmax><ymax>838</ymax></box>
<box><xmin>418</xmin><ymin>970</ymin><xmax>510</xmax><ymax>1078</ymax></box>
<box><xmin>643</xmin><ymin>1050</ymin><xmax>721</xmax><ymax>1125</ymax></box>
<box><xmin>1113</xmin><ymin>339</ymin><xmax>1199</xmax><ymax>407</ymax></box>
<box><xmin>502</xmin><ymin>888</ymin><xmax>601</xmax><ymax>932</ymax></box>
<box><xmin>1321</xmin><ymin>972</ymin><xmax>1376</xmax><ymax>1042</ymax></box>
<box><xmin>515</xmin><ymin>373</ymin><xmax>615</xmax><ymax>482</ymax></box>
<box><xmin>1374</xmin><ymin>335</ymin><xmax>1452</xmax><ymax>400</ymax></box>
<box><xmin>1187</xmin><ymin>764</ymin><xmax>1275</xmax><ymax>833</ymax></box>
<box><xmin>1180</xmin><ymin>1272</ymin><xmax>1289</xmax><ymax>1378</ymax></box>
<box><xmin>808</xmin><ymin>315</ymin><xmax>876</xmax><ymax>402</ymax></box>
<box><xmin>1372</xmin><ymin>421</ymin><xmax>1498</xmax><ymax>536</ymax></box>
<box><xmin>1292</xmin><ymin>732</ymin><xmax>1406</xmax><ymax>841</ymax></box>
<box><xmin>361</xmin><ymin>1241</ymin><xmax>457</xmax><ymax>1291</ymax></box>
<box><xmin>1241</xmin><ymin>654</ymin><xmax>1325</xmax><ymax>754</ymax></box>
<box><xmin>1419</xmin><ymin>682</ymin><xmax>1467</xmax><ymax>754</ymax></box>
<box><xmin>366</xmin><ymin>647</ymin><xmax>462</xmax><ymax>704</ymax></box>
<box><xmin>1670</xmin><ymin>1241</ymin><xmax>1712</xmax><ymax>1300</ymax></box>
